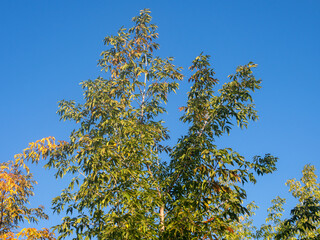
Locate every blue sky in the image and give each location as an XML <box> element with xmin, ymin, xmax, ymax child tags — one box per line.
<box><xmin>1</xmin><ymin>0</ymin><xmax>319</xmax><ymax>233</ymax></box>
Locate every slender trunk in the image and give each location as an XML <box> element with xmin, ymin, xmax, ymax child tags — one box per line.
<box><xmin>146</xmin><ymin>164</ymin><xmax>165</xmax><ymax>231</ymax></box>
<box><xmin>157</xmin><ymin>185</ymin><xmax>165</xmax><ymax>231</ymax></box>
<box><xmin>160</xmin><ymin>206</ymin><xmax>165</xmax><ymax>231</ymax></box>
<box><xmin>140</xmin><ymin>53</ymin><xmax>148</xmax><ymax>122</ymax></box>
<box><xmin>142</xmin><ymin>48</ymin><xmax>165</xmax><ymax>232</ymax></box>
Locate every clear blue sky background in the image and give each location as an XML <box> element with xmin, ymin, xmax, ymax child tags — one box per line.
<box><xmin>1</xmin><ymin>0</ymin><xmax>319</xmax><ymax>234</ymax></box>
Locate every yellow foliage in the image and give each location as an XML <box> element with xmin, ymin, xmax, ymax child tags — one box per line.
<box><xmin>0</xmin><ymin>142</ymin><xmax>58</xmax><ymax>240</ymax></box>
<box><xmin>16</xmin><ymin>228</ymin><xmax>55</xmax><ymax>240</ymax></box>
<box><xmin>14</xmin><ymin>136</ymin><xmax>66</xmax><ymax>173</ymax></box>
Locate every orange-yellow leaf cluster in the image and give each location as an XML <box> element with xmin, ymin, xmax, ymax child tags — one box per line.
<box><xmin>14</xmin><ymin>137</ymin><xmax>66</xmax><ymax>173</ymax></box>
<box><xmin>0</xmin><ymin>137</ymin><xmax>62</xmax><ymax>239</ymax></box>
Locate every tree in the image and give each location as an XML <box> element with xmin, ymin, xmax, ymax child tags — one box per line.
<box><xmin>22</xmin><ymin>9</ymin><xmax>277</xmax><ymax>239</ymax></box>
<box><xmin>256</xmin><ymin>164</ymin><xmax>320</xmax><ymax>239</ymax></box>
<box><xmin>0</xmin><ymin>159</ymin><xmax>55</xmax><ymax>239</ymax></box>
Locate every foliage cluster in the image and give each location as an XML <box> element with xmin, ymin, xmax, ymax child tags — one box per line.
<box><xmin>225</xmin><ymin>164</ymin><xmax>320</xmax><ymax>239</ymax></box>
<box><xmin>0</xmin><ymin>159</ymin><xmax>55</xmax><ymax>239</ymax></box>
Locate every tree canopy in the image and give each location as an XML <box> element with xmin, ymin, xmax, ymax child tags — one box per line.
<box><xmin>13</xmin><ymin>9</ymin><xmax>280</xmax><ymax>240</ymax></box>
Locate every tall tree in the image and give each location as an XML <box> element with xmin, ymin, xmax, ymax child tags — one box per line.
<box><xmin>22</xmin><ymin>9</ymin><xmax>277</xmax><ymax>239</ymax></box>
<box><xmin>0</xmin><ymin>159</ymin><xmax>55</xmax><ymax>239</ymax></box>
<box><xmin>163</xmin><ymin>53</ymin><xmax>276</xmax><ymax>240</ymax></box>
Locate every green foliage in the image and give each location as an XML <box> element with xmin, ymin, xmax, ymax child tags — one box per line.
<box><xmin>275</xmin><ymin>164</ymin><xmax>320</xmax><ymax>239</ymax></box>
<box><xmin>256</xmin><ymin>164</ymin><xmax>320</xmax><ymax>239</ymax></box>
<box><xmin>42</xmin><ymin>9</ymin><xmax>277</xmax><ymax>239</ymax></box>
<box><xmin>163</xmin><ymin>53</ymin><xmax>276</xmax><ymax>239</ymax></box>
<box><xmin>223</xmin><ymin>202</ymin><xmax>258</xmax><ymax>240</ymax></box>
<box><xmin>275</xmin><ymin>197</ymin><xmax>320</xmax><ymax>240</ymax></box>
<box><xmin>256</xmin><ymin>196</ymin><xmax>286</xmax><ymax>239</ymax></box>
